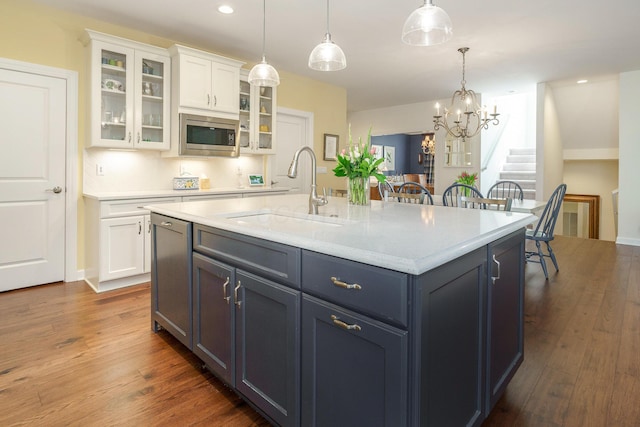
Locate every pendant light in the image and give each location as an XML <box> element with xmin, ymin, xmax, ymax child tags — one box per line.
<box><xmin>248</xmin><ymin>0</ymin><xmax>280</xmax><ymax>87</ymax></box>
<box><xmin>308</xmin><ymin>0</ymin><xmax>346</xmax><ymax>71</ymax></box>
<box><xmin>402</xmin><ymin>0</ymin><xmax>453</xmax><ymax>46</ymax></box>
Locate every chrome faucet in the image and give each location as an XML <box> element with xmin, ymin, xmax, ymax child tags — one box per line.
<box><xmin>287</xmin><ymin>146</ymin><xmax>328</xmax><ymax>215</ymax></box>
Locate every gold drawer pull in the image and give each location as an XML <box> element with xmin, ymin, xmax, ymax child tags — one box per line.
<box><xmin>330</xmin><ymin>276</ymin><xmax>362</xmax><ymax>290</ymax></box>
<box><xmin>331</xmin><ymin>315</ymin><xmax>361</xmax><ymax>331</ymax></box>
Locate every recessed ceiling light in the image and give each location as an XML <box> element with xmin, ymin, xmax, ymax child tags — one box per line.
<box><xmin>218</xmin><ymin>5</ymin><xmax>234</xmax><ymax>14</ymax></box>
<box><xmin>577</xmin><ymin>79</ymin><xmax>588</xmax><ymax>84</ymax></box>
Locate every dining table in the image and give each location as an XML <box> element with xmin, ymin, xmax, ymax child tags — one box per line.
<box><xmin>429</xmin><ymin>194</ymin><xmax>547</xmax><ymax>215</ymax></box>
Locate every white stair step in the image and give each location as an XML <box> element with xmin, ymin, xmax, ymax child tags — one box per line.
<box><xmin>513</xmin><ymin>180</ymin><xmax>536</xmax><ymax>190</ymax></box>
<box><xmin>522</xmin><ymin>189</ymin><xmax>536</xmax><ymax>200</ymax></box>
<box><xmin>500</xmin><ymin>171</ymin><xmax>536</xmax><ymax>180</ymax></box>
<box><xmin>503</xmin><ymin>163</ymin><xmax>536</xmax><ymax>171</ymax></box>
<box><xmin>509</xmin><ymin>148</ymin><xmax>535</xmax><ymax>156</ymax></box>
<box><xmin>506</xmin><ymin>155</ymin><xmax>536</xmax><ymax>163</ymax></box>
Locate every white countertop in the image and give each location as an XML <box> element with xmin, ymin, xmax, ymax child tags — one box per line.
<box><xmin>83</xmin><ymin>186</ymin><xmax>289</xmax><ymax>201</ymax></box>
<box><xmin>145</xmin><ymin>194</ymin><xmax>536</xmax><ymax>275</ymax></box>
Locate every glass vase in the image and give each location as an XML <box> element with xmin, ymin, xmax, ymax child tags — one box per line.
<box><xmin>348</xmin><ymin>176</ymin><xmax>370</xmax><ymax>206</ymax></box>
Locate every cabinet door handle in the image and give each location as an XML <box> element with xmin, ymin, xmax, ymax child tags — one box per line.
<box><xmin>137</xmin><ymin>132</ymin><xmax>141</xmax><ymax>144</ymax></box>
<box><xmin>128</xmin><ymin>131</ymin><xmax>132</xmax><ymax>143</ymax></box>
<box><xmin>222</xmin><ymin>277</ymin><xmax>230</xmax><ymax>304</ymax></box>
<box><xmin>331</xmin><ymin>315</ymin><xmax>361</xmax><ymax>331</ymax></box>
<box><xmin>207</xmin><ymin>94</ymin><xmax>210</xmax><ymax>106</ymax></box>
<box><xmin>330</xmin><ymin>276</ymin><xmax>362</xmax><ymax>290</ymax></box>
<box><xmin>491</xmin><ymin>254</ymin><xmax>501</xmax><ymax>284</ymax></box>
<box><xmin>234</xmin><ymin>281</ymin><xmax>242</xmax><ymax>307</ymax></box>
<box><xmin>214</xmin><ymin>95</ymin><xmax>217</xmax><ymax>106</ymax></box>
<box><xmin>160</xmin><ymin>221</ymin><xmax>172</xmax><ymax>227</ymax></box>
<box><xmin>147</xmin><ymin>221</ymin><xmax>151</xmax><ymax>234</ymax></box>
<box><xmin>138</xmin><ymin>221</ymin><xmax>142</xmax><ymax>235</ymax></box>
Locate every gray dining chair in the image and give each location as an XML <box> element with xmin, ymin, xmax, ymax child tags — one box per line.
<box><xmin>525</xmin><ymin>183</ymin><xmax>567</xmax><ymax>280</ymax></box>
<box><xmin>459</xmin><ymin>196</ymin><xmax>513</xmax><ymax>211</ymax></box>
<box><xmin>442</xmin><ymin>183</ymin><xmax>483</xmax><ymax>207</ymax></box>
<box><xmin>394</xmin><ymin>182</ymin><xmax>434</xmax><ymax>205</ymax></box>
<box><xmin>377</xmin><ymin>181</ymin><xmax>394</xmax><ymax>200</ymax></box>
<box><xmin>487</xmin><ymin>180</ymin><xmax>524</xmax><ymax>201</ymax></box>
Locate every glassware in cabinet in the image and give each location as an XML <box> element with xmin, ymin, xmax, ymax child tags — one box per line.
<box><xmin>239</xmin><ymin>70</ymin><xmax>277</xmax><ymax>154</ymax></box>
<box><xmin>239</xmin><ymin>78</ymin><xmax>252</xmax><ymax>149</ymax></box>
<box><xmin>96</xmin><ymin>45</ymin><xmax>134</xmax><ymax>148</ymax></box>
<box><xmin>84</xmin><ymin>30</ymin><xmax>170</xmax><ymax>150</ymax></box>
<box><xmin>258</xmin><ymin>86</ymin><xmax>274</xmax><ymax>151</ymax></box>
<box><xmin>137</xmin><ymin>54</ymin><xmax>170</xmax><ymax>149</ymax></box>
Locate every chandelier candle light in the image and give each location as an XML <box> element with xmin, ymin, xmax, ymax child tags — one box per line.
<box><xmin>433</xmin><ymin>47</ymin><xmax>499</xmax><ymax>140</ymax></box>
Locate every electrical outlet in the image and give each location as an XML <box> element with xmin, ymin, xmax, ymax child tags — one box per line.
<box><xmin>96</xmin><ymin>164</ymin><xmax>104</xmax><ymax>176</ymax></box>
<box><xmin>316</xmin><ymin>166</ymin><xmax>327</xmax><ymax>174</ymax></box>
<box><xmin>180</xmin><ymin>163</ymin><xmax>187</xmax><ymax>175</ymax></box>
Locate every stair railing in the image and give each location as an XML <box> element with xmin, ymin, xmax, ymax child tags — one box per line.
<box><xmin>481</xmin><ymin>113</ymin><xmax>509</xmax><ymax>172</ymax></box>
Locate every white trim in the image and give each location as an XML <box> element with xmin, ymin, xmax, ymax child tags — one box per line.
<box><xmin>563</xmin><ymin>148</ymin><xmax>619</xmax><ymax>160</ymax></box>
<box><xmin>615</xmin><ymin>237</ymin><xmax>640</xmax><ymax>247</ymax></box>
<box><xmin>0</xmin><ymin>57</ymin><xmax>79</xmax><ymax>282</ymax></box>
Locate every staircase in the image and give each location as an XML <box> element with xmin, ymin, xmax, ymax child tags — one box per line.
<box><xmin>499</xmin><ymin>148</ymin><xmax>536</xmax><ymax>200</ymax></box>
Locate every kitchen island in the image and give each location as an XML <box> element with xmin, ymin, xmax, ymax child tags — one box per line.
<box><xmin>146</xmin><ymin>194</ymin><xmax>535</xmax><ymax>427</ymax></box>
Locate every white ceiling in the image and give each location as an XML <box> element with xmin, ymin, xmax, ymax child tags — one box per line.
<box><xmin>35</xmin><ymin>0</ymin><xmax>640</xmax><ymax>112</ymax></box>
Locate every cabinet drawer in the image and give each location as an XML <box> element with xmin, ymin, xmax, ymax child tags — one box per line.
<box><xmin>100</xmin><ymin>197</ymin><xmax>181</xmax><ymax>218</ymax></box>
<box><xmin>193</xmin><ymin>225</ymin><xmax>300</xmax><ymax>288</ymax></box>
<box><xmin>301</xmin><ymin>250</ymin><xmax>409</xmax><ymax>327</ymax></box>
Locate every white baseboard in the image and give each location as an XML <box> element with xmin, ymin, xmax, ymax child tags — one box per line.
<box><xmin>616</xmin><ymin>236</ymin><xmax>640</xmax><ymax>247</ymax></box>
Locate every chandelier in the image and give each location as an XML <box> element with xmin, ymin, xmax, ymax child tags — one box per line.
<box><xmin>433</xmin><ymin>47</ymin><xmax>499</xmax><ymax>140</ymax></box>
<box><xmin>421</xmin><ymin>134</ymin><xmax>435</xmax><ymax>155</ymax></box>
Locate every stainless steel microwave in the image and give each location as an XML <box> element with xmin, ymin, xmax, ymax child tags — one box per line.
<box><xmin>179</xmin><ymin>113</ymin><xmax>240</xmax><ymax>157</ymax></box>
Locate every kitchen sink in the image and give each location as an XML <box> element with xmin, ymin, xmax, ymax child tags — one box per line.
<box><xmin>223</xmin><ymin>210</ymin><xmax>347</xmax><ymax>229</ymax></box>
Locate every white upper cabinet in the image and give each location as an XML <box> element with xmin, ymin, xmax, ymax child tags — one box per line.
<box><xmin>239</xmin><ymin>69</ymin><xmax>277</xmax><ymax>155</ymax></box>
<box><xmin>169</xmin><ymin>45</ymin><xmax>244</xmax><ymax>120</ymax></box>
<box><xmin>83</xmin><ymin>30</ymin><xmax>171</xmax><ymax>150</ymax></box>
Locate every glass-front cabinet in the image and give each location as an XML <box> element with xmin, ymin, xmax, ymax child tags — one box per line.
<box><xmin>239</xmin><ymin>70</ymin><xmax>277</xmax><ymax>155</ymax></box>
<box><xmin>84</xmin><ymin>30</ymin><xmax>170</xmax><ymax>150</ymax></box>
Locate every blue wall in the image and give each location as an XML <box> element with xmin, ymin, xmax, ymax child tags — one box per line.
<box><xmin>371</xmin><ymin>134</ymin><xmax>429</xmax><ymax>175</ymax></box>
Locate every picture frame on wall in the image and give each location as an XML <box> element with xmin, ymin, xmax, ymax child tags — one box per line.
<box><xmin>384</xmin><ymin>146</ymin><xmax>396</xmax><ymax>171</ymax></box>
<box><xmin>323</xmin><ymin>134</ymin><xmax>339</xmax><ymax>160</ymax></box>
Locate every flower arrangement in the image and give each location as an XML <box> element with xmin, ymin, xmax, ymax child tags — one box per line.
<box><xmin>456</xmin><ymin>171</ymin><xmax>478</xmax><ymax>187</ymax></box>
<box><xmin>333</xmin><ymin>127</ymin><xmax>386</xmax><ymax>182</ymax></box>
<box><xmin>333</xmin><ymin>126</ymin><xmax>386</xmax><ymax>205</ymax></box>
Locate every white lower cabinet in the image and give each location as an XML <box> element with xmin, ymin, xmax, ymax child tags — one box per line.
<box><xmin>85</xmin><ymin>196</ymin><xmax>181</xmax><ymax>292</ymax></box>
<box><xmin>84</xmin><ymin>190</ymin><xmax>289</xmax><ymax>292</ymax></box>
<box><xmin>99</xmin><ymin>214</ymin><xmax>147</xmax><ymax>281</ymax></box>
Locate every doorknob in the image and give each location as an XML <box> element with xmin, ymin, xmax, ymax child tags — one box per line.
<box><xmin>46</xmin><ymin>186</ymin><xmax>63</xmax><ymax>193</ymax></box>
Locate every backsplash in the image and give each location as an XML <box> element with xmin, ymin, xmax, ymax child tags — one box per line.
<box><xmin>83</xmin><ymin>149</ymin><xmax>265</xmax><ymax>193</ymax></box>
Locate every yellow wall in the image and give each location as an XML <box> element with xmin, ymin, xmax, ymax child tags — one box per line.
<box><xmin>0</xmin><ymin>0</ymin><xmax>347</xmax><ymax>272</ymax></box>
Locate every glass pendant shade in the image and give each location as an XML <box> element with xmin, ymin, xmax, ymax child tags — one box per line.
<box><xmin>402</xmin><ymin>0</ymin><xmax>453</xmax><ymax>46</ymax></box>
<box><xmin>248</xmin><ymin>0</ymin><xmax>280</xmax><ymax>87</ymax></box>
<box><xmin>248</xmin><ymin>56</ymin><xmax>280</xmax><ymax>87</ymax></box>
<box><xmin>308</xmin><ymin>33</ymin><xmax>347</xmax><ymax>71</ymax></box>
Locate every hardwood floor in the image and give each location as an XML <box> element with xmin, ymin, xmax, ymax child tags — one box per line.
<box><xmin>0</xmin><ymin>235</ymin><xmax>638</xmax><ymax>426</ymax></box>
<box><xmin>484</xmin><ymin>235</ymin><xmax>640</xmax><ymax>426</ymax></box>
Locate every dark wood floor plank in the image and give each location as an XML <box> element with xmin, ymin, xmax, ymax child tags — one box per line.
<box><xmin>562</xmin><ymin>330</ymin><xmax>619</xmax><ymax>427</ymax></box>
<box><xmin>608</xmin><ymin>372</ymin><xmax>640</xmax><ymax>426</ymax></box>
<box><xmin>616</xmin><ymin>300</ymin><xmax>640</xmax><ymax>379</ymax></box>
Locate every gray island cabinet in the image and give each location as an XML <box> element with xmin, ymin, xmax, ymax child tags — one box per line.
<box><xmin>148</xmin><ymin>194</ymin><xmax>531</xmax><ymax>427</ymax></box>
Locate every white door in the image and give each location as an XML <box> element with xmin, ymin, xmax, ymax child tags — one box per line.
<box><xmin>271</xmin><ymin>108</ymin><xmax>312</xmax><ymax>193</ymax></box>
<box><xmin>0</xmin><ymin>68</ymin><xmax>66</xmax><ymax>291</ymax></box>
